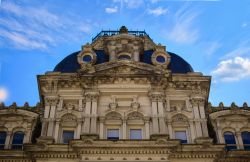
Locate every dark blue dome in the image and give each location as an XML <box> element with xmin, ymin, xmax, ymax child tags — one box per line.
<box><xmin>53</xmin><ymin>50</ymin><xmax>193</xmax><ymax>73</ymax></box>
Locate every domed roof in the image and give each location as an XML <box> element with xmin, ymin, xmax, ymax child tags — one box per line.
<box><xmin>53</xmin><ymin>50</ymin><xmax>193</xmax><ymax>73</ymax></box>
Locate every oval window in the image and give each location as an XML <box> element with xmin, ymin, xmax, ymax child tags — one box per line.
<box><xmin>118</xmin><ymin>55</ymin><xmax>131</xmax><ymax>60</ymax></box>
<box><xmin>156</xmin><ymin>55</ymin><xmax>166</xmax><ymax>63</ymax></box>
<box><xmin>82</xmin><ymin>55</ymin><xmax>92</xmax><ymax>62</ymax></box>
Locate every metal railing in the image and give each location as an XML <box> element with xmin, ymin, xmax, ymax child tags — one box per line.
<box><xmin>92</xmin><ymin>30</ymin><xmax>153</xmax><ymax>43</ymax></box>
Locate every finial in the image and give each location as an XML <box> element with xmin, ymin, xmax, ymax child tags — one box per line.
<box><xmin>219</xmin><ymin>102</ymin><xmax>224</xmax><ymax>108</ymax></box>
<box><xmin>207</xmin><ymin>102</ymin><xmax>212</xmax><ymax>109</ymax></box>
<box><xmin>10</xmin><ymin>102</ymin><xmax>17</xmax><ymax>109</ymax></box>
<box><xmin>231</xmin><ymin>102</ymin><xmax>237</xmax><ymax>109</ymax></box>
<box><xmin>243</xmin><ymin>102</ymin><xmax>248</xmax><ymax>108</ymax></box>
<box><xmin>0</xmin><ymin>102</ymin><xmax>5</xmax><ymax>108</ymax></box>
<box><xmin>24</xmin><ymin>102</ymin><xmax>29</xmax><ymax>108</ymax></box>
<box><xmin>119</xmin><ymin>26</ymin><xmax>128</xmax><ymax>34</ymax></box>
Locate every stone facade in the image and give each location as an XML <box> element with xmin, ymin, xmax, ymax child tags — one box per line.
<box><xmin>0</xmin><ymin>26</ymin><xmax>249</xmax><ymax>162</ymax></box>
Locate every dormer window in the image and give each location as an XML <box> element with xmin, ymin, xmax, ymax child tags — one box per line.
<box><xmin>118</xmin><ymin>55</ymin><xmax>131</xmax><ymax>60</ymax></box>
<box><xmin>117</xmin><ymin>52</ymin><xmax>132</xmax><ymax>60</ymax></box>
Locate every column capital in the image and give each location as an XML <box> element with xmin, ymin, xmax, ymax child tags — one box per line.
<box><xmin>190</xmin><ymin>97</ymin><xmax>205</xmax><ymax>107</ymax></box>
<box><xmin>45</xmin><ymin>97</ymin><xmax>58</xmax><ymax>106</ymax></box>
<box><xmin>149</xmin><ymin>91</ymin><xmax>165</xmax><ymax>102</ymax></box>
<box><xmin>85</xmin><ymin>91</ymin><xmax>100</xmax><ymax>102</ymax></box>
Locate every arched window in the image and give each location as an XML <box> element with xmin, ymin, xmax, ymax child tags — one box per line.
<box><xmin>241</xmin><ymin>131</ymin><xmax>250</xmax><ymax>150</ymax></box>
<box><xmin>224</xmin><ymin>132</ymin><xmax>237</xmax><ymax>150</ymax></box>
<box><xmin>11</xmin><ymin>131</ymin><xmax>24</xmax><ymax>150</ymax></box>
<box><xmin>0</xmin><ymin>131</ymin><xmax>7</xmax><ymax>149</ymax></box>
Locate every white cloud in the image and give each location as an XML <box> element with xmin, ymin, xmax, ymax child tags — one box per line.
<box><xmin>165</xmin><ymin>7</ymin><xmax>199</xmax><ymax>44</ymax></box>
<box><xmin>241</xmin><ymin>22</ymin><xmax>248</xmax><ymax>28</ymax></box>
<box><xmin>0</xmin><ymin>87</ymin><xmax>8</xmax><ymax>102</ymax></box>
<box><xmin>113</xmin><ymin>0</ymin><xmax>144</xmax><ymax>9</ymax></box>
<box><xmin>0</xmin><ymin>1</ymin><xmax>92</xmax><ymax>50</ymax></box>
<box><xmin>211</xmin><ymin>57</ymin><xmax>250</xmax><ymax>82</ymax></box>
<box><xmin>147</xmin><ymin>7</ymin><xmax>168</xmax><ymax>16</ymax></box>
<box><xmin>224</xmin><ymin>46</ymin><xmax>250</xmax><ymax>59</ymax></box>
<box><xmin>105</xmin><ymin>6</ymin><xmax>118</xmax><ymax>13</ymax></box>
<box><xmin>205</xmin><ymin>41</ymin><xmax>221</xmax><ymax>56</ymax></box>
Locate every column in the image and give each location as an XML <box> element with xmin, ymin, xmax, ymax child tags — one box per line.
<box><xmin>236</xmin><ymin>132</ymin><xmax>244</xmax><ymax>149</ymax></box>
<box><xmin>79</xmin><ymin>98</ymin><xmax>83</xmax><ymax>111</ymax></box>
<box><xmin>144</xmin><ymin>117</ymin><xmax>150</xmax><ymax>139</ymax></box>
<box><xmin>152</xmin><ymin>101</ymin><xmax>159</xmax><ymax>134</ymax></box>
<box><xmin>192</xmin><ymin>99</ymin><xmax>202</xmax><ymax>137</ymax></box>
<box><xmin>199</xmin><ymin>101</ymin><xmax>209</xmax><ymax>137</ymax></box>
<box><xmin>167</xmin><ymin>122</ymin><xmax>173</xmax><ymax>138</ymax></box>
<box><xmin>158</xmin><ymin>101</ymin><xmax>167</xmax><ymax>133</ymax></box>
<box><xmin>23</xmin><ymin>129</ymin><xmax>31</xmax><ymax>143</ymax></box>
<box><xmin>4</xmin><ymin>131</ymin><xmax>11</xmax><ymax>149</ymax></box>
<box><xmin>122</xmin><ymin>119</ymin><xmax>127</xmax><ymax>139</ymax></box>
<box><xmin>76</xmin><ymin>120</ymin><xmax>82</xmax><ymax>139</ymax></box>
<box><xmin>217</xmin><ymin>128</ymin><xmax>224</xmax><ymax>143</ymax></box>
<box><xmin>90</xmin><ymin>100</ymin><xmax>97</xmax><ymax>134</ymax></box>
<box><xmin>54</xmin><ymin>120</ymin><xmax>60</xmax><ymax>143</ymax></box>
<box><xmin>189</xmin><ymin>121</ymin><xmax>196</xmax><ymax>142</ymax></box>
<box><xmin>133</xmin><ymin>47</ymin><xmax>140</xmax><ymax>61</ymax></box>
<box><xmin>99</xmin><ymin>117</ymin><xmax>105</xmax><ymax>139</ymax></box>
<box><xmin>44</xmin><ymin>105</ymin><xmax>50</xmax><ymax>118</ymax></box>
<box><xmin>47</xmin><ymin>104</ymin><xmax>56</xmax><ymax>137</ymax></box>
<box><xmin>82</xmin><ymin>100</ymin><xmax>91</xmax><ymax>133</ymax></box>
<box><xmin>57</xmin><ymin>98</ymin><xmax>63</xmax><ymax>111</ymax></box>
<box><xmin>41</xmin><ymin>121</ymin><xmax>47</xmax><ymax>136</ymax></box>
<box><xmin>201</xmin><ymin>120</ymin><xmax>209</xmax><ymax>137</ymax></box>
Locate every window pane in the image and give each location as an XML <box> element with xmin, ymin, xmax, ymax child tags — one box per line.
<box><xmin>107</xmin><ymin>129</ymin><xmax>119</xmax><ymax>140</ymax></box>
<box><xmin>0</xmin><ymin>131</ymin><xmax>7</xmax><ymax>150</ymax></box>
<box><xmin>12</xmin><ymin>131</ymin><xmax>24</xmax><ymax>150</ymax></box>
<box><xmin>224</xmin><ymin>132</ymin><xmax>237</xmax><ymax>150</ymax></box>
<box><xmin>175</xmin><ymin>131</ymin><xmax>187</xmax><ymax>144</ymax></box>
<box><xmin>241</xmin><ymin>131</ymin><xmax>250</xmax><ymax>150</ymax></box>
<box><xmin>130</xmin><ymin>129</ymin><xmax>142</xmax><ymax>139</ymax></box>
<box><xmin>63</xmin><ymin>131</ymin><xmax>74</xmax><ymax>144</ymax></box>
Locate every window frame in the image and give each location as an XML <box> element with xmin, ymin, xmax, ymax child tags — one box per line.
<box><xmin>129</xmin><ymin>129</ymin><xmax>142</xmax><ymax>140</ymax></box>
<box><xmin>174</xmin><ymin>130</ymin><xmax>188</xmax><ymax>144</ymax></box>
<box><xmin>11</xmin><ymin>131</ymin><xmax>25</xmax><ymax>150</ymax></box>
<box><xmin>106</xmin><ymin>129</ymin><xmax>120</xmax><ymax>140</ymax></box>
<box><xmin>223</xmin><ymin>131</ymin><xmax>237</xmax><ymax>151</ymax></box>
<box><xmin>241</xmin><ymin>131</ymin><xmax>250</xmax><ymax>150</ymax></box>
<box><xmin>62</xmin><ymin>130</ymin><xmax>75</xmax><ymax>144</ymax></box>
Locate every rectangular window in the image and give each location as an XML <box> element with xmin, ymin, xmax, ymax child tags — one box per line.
<box><xmin>175</xmin><ymin>131</ymin><xmax>187</xmax><ymax>144</ymax></box>
<box><xmin>62</xmin><ymin>130</ymin><xmax>74</xmax><ymax>144</ymax></box>
<box><xmin>107</xmin><ymin>129</ymin><xmax>119</xmax><ymax>140</ymax></box>
<box><xmin>130</xmin><ymin>129</ymin><xmax>142</xmax><ymax>139</ymax></box>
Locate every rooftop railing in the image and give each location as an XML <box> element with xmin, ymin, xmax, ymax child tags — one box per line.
<box><xmin>91</xmin><ymin>30</ymin><xmax>153</xmax><ymax>43</ymax></box>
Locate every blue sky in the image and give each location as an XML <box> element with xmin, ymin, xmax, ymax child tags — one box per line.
<box><xmin>0</xmin><ymin>0</ymin><xmax>250</xmax><ymax>107</ymax></box>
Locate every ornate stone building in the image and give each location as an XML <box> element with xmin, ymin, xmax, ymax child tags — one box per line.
<box><xmin>0</xmin><ymin>26</ymin><xmax>250</xmax><ymax>162</ymax></box>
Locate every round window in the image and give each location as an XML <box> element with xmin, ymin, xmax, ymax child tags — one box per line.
<box><xmin>156</xmin><ymin>55</ymin><xmax>166</xmax><ymax>63</ymax></box>
<box><xmin>82</xmin><ymin>55</ymin><xmax>92</xmax><ymax>62</ymax></box>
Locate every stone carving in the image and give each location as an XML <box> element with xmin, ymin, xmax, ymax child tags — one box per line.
<box><xmin>127</xmin><ymin>111</ymin><xmax>143</xmax><ymax>120</ymax></box>
<box><xmin>172</xmin><ymin>114</ymin><xmax>188</xmax><ymax>122</ymax></box>
<box><xmin>106</xmin><ymin>112</ymin><xmax>122</xmax><ymax>120</ymax></box>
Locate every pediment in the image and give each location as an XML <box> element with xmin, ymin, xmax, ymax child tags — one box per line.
<box><xmin>92</xmin><ymin>60</ymin><xmax>170</xmax><ymax>76</ymax></box>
